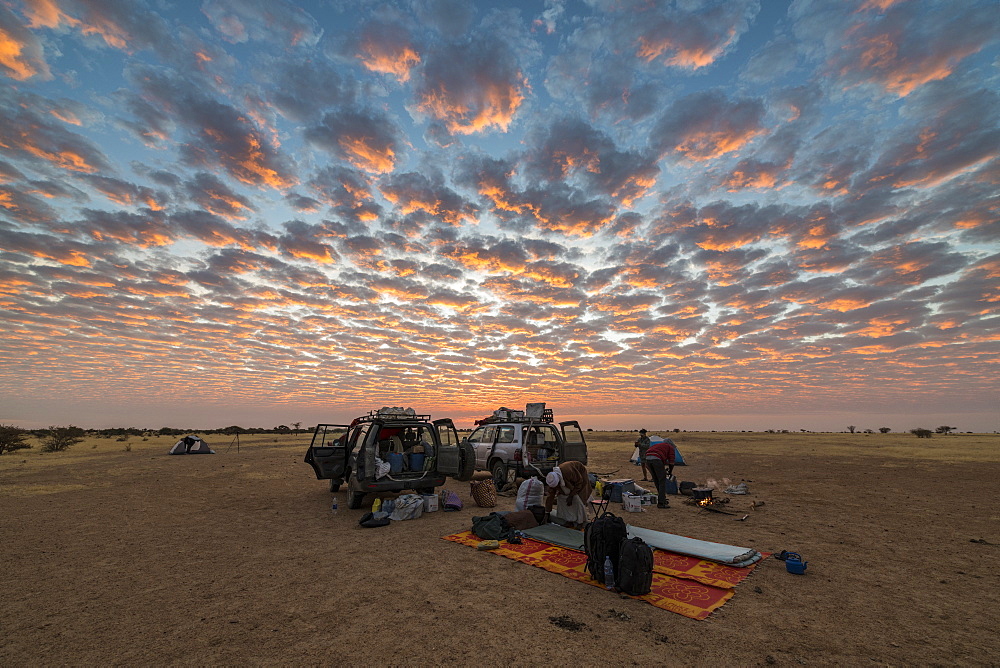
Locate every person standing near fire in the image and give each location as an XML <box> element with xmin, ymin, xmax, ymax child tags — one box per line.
<box><xmin>645</xmin><ymin>438</ymin><xmax>676</xmax><ymax>508</ymax></box>
<box><xmin>634</xmin><ymin>428</ymin><xmax>652</xmax><ymax>481</ymax></box>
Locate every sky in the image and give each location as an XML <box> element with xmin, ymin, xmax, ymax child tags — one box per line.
<box><xmin>1</xmin><ymin>0</ymin><xmax>998</xmax><ymax>434</ymax></box>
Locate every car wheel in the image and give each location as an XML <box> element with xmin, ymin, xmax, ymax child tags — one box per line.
<box><xmin>329</xmin><ymin>479</ymin><xmax>341</xmax><ymax>493</ymax></box>
<box><xmin>347</xmin><ymin>491</ymin><xmax>366</xmax><ymax>509</ymax></box>
<box><xmin>490</xmin><ymin>459</ymin><xmax>508</xmax><ymax>489</ymax></box>
<box><xmin>454</xmin><ymin>440</ymin><xmax>476</xmax><ymax>482</ymax></box>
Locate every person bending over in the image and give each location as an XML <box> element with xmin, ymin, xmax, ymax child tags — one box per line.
<box><xmin>644</xmin><ymin>438</ymin><xmax>676</xmax><ymax>508</ymax></box>
<box><xmin>544</xmin><ymin>460</ymin><xmax>592</xmax><ymax>529</ymax></box>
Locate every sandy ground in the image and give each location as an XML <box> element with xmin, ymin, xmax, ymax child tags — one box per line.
<box><xmin>2</xmin><ymin>430</ymin><xmax>999</xmax><ymax>666</ymax></box>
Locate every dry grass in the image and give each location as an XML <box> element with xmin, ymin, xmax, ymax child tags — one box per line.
<box><xmin>2</xmin><ymin>430</ymin><xmax>999</xmax><ymax>665</ymax></box>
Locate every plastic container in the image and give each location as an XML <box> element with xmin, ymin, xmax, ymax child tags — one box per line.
<box><xmin>784</xmin><ymin>552</ymin><xmax>808</xmax><ymax>574</ymax></box>
<box><xmin>387</xmin><ymin>452</ymin><xmax>404</xmax><ymax>474</ymax></box>
<box><xmin>330</xmin><ymin>499</ymin><xmax>338</xmax><ymax>515</ymax></box>
<box><xmin>409</xmin><ymin>453</ymin><xmax>425</xmax><ymax>471</ymax></box>
<box><xmin>604</xmin><ymin>556</ymin><xmax>615</xmax><ymax>590</ymax></box>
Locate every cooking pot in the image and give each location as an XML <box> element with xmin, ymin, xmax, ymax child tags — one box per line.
<box><xmin>691</xmin><ymin>487</ymin><xmax>713</xmax><ymax>501</ymax></box>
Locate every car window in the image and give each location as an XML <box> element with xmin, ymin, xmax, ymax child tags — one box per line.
<box><xmin>484</xmin><ymin>426</ymin><xmax>497</xmax><ymax>443</ymax></box>
<box><xmin>469</xmin><ymin>427</ymin><xmax>485</xmax><ymax>442</ymax></box>
<box><xmin>497</xmin><ymin>426</ymin><xmax>514</xmax><ymax>443</ymax></box>
<box><xmin>538</xmin><ymin>425</ymin><xmax>558</xmax><ymax>444</ymax></box>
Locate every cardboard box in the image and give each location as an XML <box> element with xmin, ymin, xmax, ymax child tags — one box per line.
<box><xmin>622</xmin><ymin>492</ymin><xmax>643</xmax><ymax>512</ymax></box>
<box><xmin>421</xmin><ymin>494</ymin><xmax>439</xmax><ymax>512</ymax></box>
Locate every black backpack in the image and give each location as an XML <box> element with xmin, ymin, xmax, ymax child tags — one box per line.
<box><xmin>584</xmin><ymin>512</ymin><xmax>628</xmax><ymax>584</ymax></box>
<box><xmin>616</xmin><ymin>537</ymin><xmax>654</xmax><ymax>595</ymax></box>
<box><xmin>471</xmin><ymin>512</ymin><xmax>513</xmax><ymax>541</ymax></box>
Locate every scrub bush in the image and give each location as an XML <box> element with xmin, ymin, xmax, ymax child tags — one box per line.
<box><xmin>0</xmin><ymin>425</ymin><xmax>31</xmax><ymax>455</ymax></box>
<box><xmin>40</xmin><ymin>426</ymin><xmax>86</xmax><ymax>452</ymax></box>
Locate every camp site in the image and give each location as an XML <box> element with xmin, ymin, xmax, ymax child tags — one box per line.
<box><xmin>2</xmin><ymin>416</ymin><xmax>997</xmax><ymax>665</ymax></box>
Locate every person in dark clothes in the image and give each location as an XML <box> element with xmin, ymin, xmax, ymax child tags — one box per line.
<box><xmin>634</xmin><ymin>428</ymin><xmax>651</xmax><ymax>480</ymax></box>
<box><xmin>644</xmin><ymin>438</ymin><xmax>676</xmax><ymax>508</ymax></box>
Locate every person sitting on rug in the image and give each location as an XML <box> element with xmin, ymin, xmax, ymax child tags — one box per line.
<box><xmin>645</xmin><ymin>438</ymin><xmax>676</xmax><ymax>509</ymax></box>
<box><xmin>543</xmin><ymin>460</ymin><xmax>592</xmax><ymax>529</ymax></box>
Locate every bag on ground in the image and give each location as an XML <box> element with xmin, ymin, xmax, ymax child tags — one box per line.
<box><xmin>471</xmin><ymin>512</ymin><xmax>513</xmax><ymax>541</ymax></box>
<box><xmin>584</xmin><ymin>512</ymin><xmax>628</xmax><ymax>584</ymax></box>
<box><xmin>515</xmin><ymin>477</ymin><xmax>544</xmax><ymax>511</ymax></box>
<box><xmin>388</xmin><ymin>494</ymin><xmax>423</xmax><ymax>521</ymax></box>
<box><xmin>441</xmin><ymin>489</ymin><xmax>462</xmax><ymax>511</ymax></box>
<box><xmin>504</xmin><ymin>509</ymin><xmax>539</xmax><ymax>531</ymax></box>
<box><xmin>470</xmin><ymin>478</ymin><xmax>498</xmax><ymax>507</ymax></box>
<box><xmin>616</xmin><ymin>537</ymin><xmax>654</xmax><ymax>595</ymax></box>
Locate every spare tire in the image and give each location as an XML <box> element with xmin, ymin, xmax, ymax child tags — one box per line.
<box><xmin>454</xmin><ymin>440</ymin><xmax>476</xmax><ymax>482</ymax></box>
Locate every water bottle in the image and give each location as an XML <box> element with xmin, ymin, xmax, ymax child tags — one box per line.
<box><xmin>331</xmin><ymin>498</ymin><xmax>339</xmax><ymax>515</ymax></box>
<box><xmin>604</xmin><ymin>555</ymin><xmax>615</xmax><ymax>590</ymax></box>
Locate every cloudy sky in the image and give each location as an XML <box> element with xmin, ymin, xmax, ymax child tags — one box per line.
<box><xmin>1</xmin><ymin>0</ymin><xmax>998</xmax><ymax>433</ymax></box>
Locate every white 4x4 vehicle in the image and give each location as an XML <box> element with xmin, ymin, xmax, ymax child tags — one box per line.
<box><xmin>305</xmin><ymin>408</ymin><xmax>475</xmax><ymax>509</ymax></box>
<box><xmin>464</xmin><ymin>404</ymin><xmax>588</xmax><ymax>488</ymax></box>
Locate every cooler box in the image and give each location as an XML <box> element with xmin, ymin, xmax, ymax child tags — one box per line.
<box><xmin>607</xmin><ymin>479</ymin><xmax>636</xmax><ymax>503</ymax></box>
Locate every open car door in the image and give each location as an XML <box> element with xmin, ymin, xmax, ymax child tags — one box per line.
<box><xmin>434</xmin><ymin>418</ymin><xmax>475</xmax><ymax>481</ymax></box>
<box><xmin>559</xmin><ymin>420</ymin><xmax>588</xmax><ymax>465</ymax></box>
<box><xmin>304</xmin><ymin>424</ymin><xmax>352</xmax><ymax>480</ymax></box>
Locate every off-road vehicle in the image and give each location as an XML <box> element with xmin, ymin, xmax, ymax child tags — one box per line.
<box><xmin>464</xmin><ymin>403</ymin><xmax>588</xmax><ymax>488</ymax></box>
<box><xmin>305</xmin><ymin>408</ymin><xmax>475</xmax><ymax>509</ymax></box>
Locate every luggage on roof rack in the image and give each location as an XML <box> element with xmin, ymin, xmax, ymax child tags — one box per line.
<box><xmin>474</xmin><ymin>405</ymin><xmax>554</xmax><ymax>425</ymax></box>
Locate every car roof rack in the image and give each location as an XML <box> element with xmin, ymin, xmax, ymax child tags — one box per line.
<box><xmin>474</xmin><ymin>408</ymin><xmax>554</xmax><ymax>426</ymax></box>
<box><xmin>356</xmin><ymin>410</ymin><xmax>432</xmax><ymax>423</ymax></box>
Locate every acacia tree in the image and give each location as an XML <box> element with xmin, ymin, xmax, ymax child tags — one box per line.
<box><xmin>847</xmin><ymin>425</ymin><xmax>857</xmax><ymax>433</ymax></box>
<box><xmin>0</xmin><ymin>424</ymin><xmax>31</xmax><ymax>455</ymax></box>
<box><xmin>41</xmin><ymin>425</ymin><xmax>85</xmax><ymax>452</ymax></box>
<box><xmin>935</xmin><ymin>425</ymin><xmax>955</xmax><ymax>434</ymax></box>
<box><xmin>879</xmin><ymin>427</ymin><xmax>891</xmax><ymax>434</ymax></box>
<box><xmin>910</xmin><ymin>428</ymin><xmax>933</xmax><ymax>439</ymax></box>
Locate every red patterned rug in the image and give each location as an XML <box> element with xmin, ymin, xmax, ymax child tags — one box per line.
<box><xmin>443</xmin><ymin>531</ymin><xmax>768</xmax><ymax>620</ymax></box>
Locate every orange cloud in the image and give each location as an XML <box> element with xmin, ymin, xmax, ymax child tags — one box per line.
<box><xmin>235</xmin><ymin>132</ymin><xmax>294</xmax><ymax>189</ymax></box>
<box><xmin>417</xmin><ymin>77</ymin><xmax>526</xmax><ymax>135</ymax></box>
<box><xmin>676</xmin><ymin>127</ymin><xmax>764</xmax><ymax>162</ymax></box>
<box><xmin>338</xmin><ymin>136</ymin><xmax>395</xmax><ymax>174</ymax></box>
<box><xmin>358</xmin><ymin>41</ymin><xmax>420</xmax><ymax>82</ymax></box>
<box><xmin>637</xmin><ymin>29</ymin><xmax>734</xmax><ymax>69</ymax></box>
<box><xmin>21</xmin><ymin>145</ymin><xmax>98</xmax><ymax>173</ymax></box>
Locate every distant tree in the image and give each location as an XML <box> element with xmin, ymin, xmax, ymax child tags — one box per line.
<box><xmin>910</xmin><ymin>428</ymin><xmax>933</xmax><ymax>439</ymax></box>
<box><xmin>863</xmin><ymin>429</ymin><xmax>874</xmax><ymax>434</ymax></box>
<box><xmin>222</xmin><ymin>426</ymin><xmax>245</xmax><ymax>435</ymax></box>
<box><xmin>935</xmin><ymin>425</ymin><xmax>955</xmax><ymax>434</ymax></box>
<box><xmin>847</xmin><ymin>425</ymin><xmax>857</xmax><ymax>434</ymax></box>
<box><xmin>41</xmin><ymin>425</ymin><xmax>85</xmax><ymax>452</ymax></box>
<box><xmin>292</xmin><ymin>421</ymin><xmax>302</xmax><ymax>432</ymax></box>
<box><xmin>879</xmin><ymin>427</ymin><xmax>891</xmax><ymax>434</ymax></box>
<box><xmin>275</xmin><ymin>425</ymin><xmax>291</xmax><ymax>432</ymax></box>
<box><xmin>0</xmin><ymin>424</ymin><xmax>31</xmax><ymax>455</ymax></box>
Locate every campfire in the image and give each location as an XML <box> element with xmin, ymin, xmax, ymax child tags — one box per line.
<box><xmin>686</xmin><ymin>487</ymin><xmax>735</xmax><ymax>514</ymax></box>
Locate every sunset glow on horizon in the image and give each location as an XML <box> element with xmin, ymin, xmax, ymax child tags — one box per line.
<box><xmin>0</xmin><ymin>0</ymin><xmax>998</xmax><ymax>434</ymax></box>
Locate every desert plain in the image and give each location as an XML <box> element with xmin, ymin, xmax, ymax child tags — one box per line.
<box><xmin>2</xmin><ymin>429</ymin><xmax>998</xmax><ymax>666</ymax></box>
